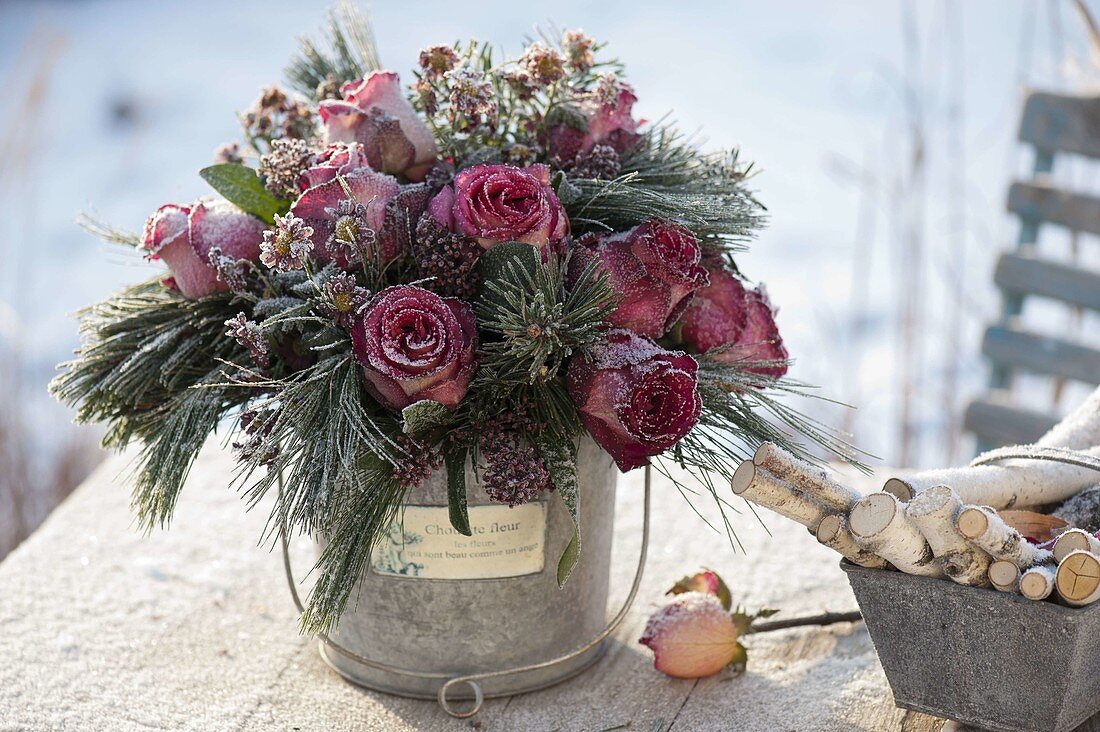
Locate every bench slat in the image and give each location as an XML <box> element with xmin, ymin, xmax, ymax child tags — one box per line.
<box><xmin>963</xmin><ymin>397</ymin><xmax>1059</xmax><ymax>447</ymax></box>
<box><xmin>1019</xmin><ymin>91</ymin><xmax>1100</xmax><ymax>159</ymax></box>
<box><xmin>1007</xmin><ymin>181</ymin><xmax>1100</xmax><ymax>236</ymax></box>
<box><xmin>981</xmin><ymin>326</ymin><xmax>1100</xmax><ymax>384</ymax></box>
<box><xmin>994</xmin><ymin>252</ymin><xmax>1100</xmax><ymax>311</ymax></box>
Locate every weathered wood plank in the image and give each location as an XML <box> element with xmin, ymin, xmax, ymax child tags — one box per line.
<box><xmin>994</xmin><ymin>251</ymin><xmax>1100</xmax><ymax>311</ymax></box>
<box><xmin>963</xmin><ymin>396</ymin><xmax>1060</xmax><ymax>447</ymax></box>
<box><xmin>1007</xmin><ymin>181</ymin><xmax>1100</xmax><ymax>236</ymax></box>
<box><xmin>981</xmin><ymin>325</ymin><xmax>1100</xmax><ymax>385</ymax></box>
<box><xmin>1018</xmin><ymin>91</ymin><xmax>1100</xmax><ymax>159</ymax></box>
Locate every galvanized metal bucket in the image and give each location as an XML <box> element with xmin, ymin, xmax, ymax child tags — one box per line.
<box><xmin>283</xmin><ymin>437</ymin><xmax>632</xmax><ymax>714</ymax></box>
<box><xmin>842</xmin><ymin>560</ymin><xmax>1100</xmax><ymax>732</ymax></box>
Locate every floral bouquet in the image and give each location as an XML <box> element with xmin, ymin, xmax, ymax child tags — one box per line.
<box><xmin>53</xmin><ymin>5</ymin><xmax>853</xmax><ymax>633</ymax></box>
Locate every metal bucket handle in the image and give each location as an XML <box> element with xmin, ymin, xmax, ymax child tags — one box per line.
<box><xmin>278</xmin><ymin>465</ymin><xmax>651</xmax><ymax>719</ymax></box>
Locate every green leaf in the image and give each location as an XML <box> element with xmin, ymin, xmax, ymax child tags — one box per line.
<box><xmin>401</xmin><ymin>400</ymin><xmax>453</xmax><ymax>436</ymax></box>
<box><xmin>535</xmin><ymin>434</ymin><xmax>581</xmax><ymax>587</ymax></box>
<box><xmin>476</xmin><ymin>241</ymin><xmax>539</xmax><ymax>289</ymax></box>
<box><xmin>199</xmin><ymin>163</ymin><xmax>288</xmax><ymax>224</ymax></box>
<box><xmin>444</xmin><ymin>446</ymin><xmax>472</xmax><ymax>536</ymax></box>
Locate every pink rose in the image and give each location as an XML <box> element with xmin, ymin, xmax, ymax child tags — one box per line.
<box><xmin>319</xmin><ymin>71</ymin><xmax>438</xmax><ymax>181</ymax></box>
<box><xmin>567</xmin><ymin>329</ymin><xmax>701</xmax><ymax>471</ymax></box>
<box><xmin>678</xmin><ymin>265</ymin><xmax>788</xmax><ymax>379</ymax></box>
<box><xmin>141</xmin><ymin>200</ymin><xmax>264</xmax><ymax>299</ymax></box>
<box><xmin>297</xmin><ymin>142</ymin><xmax>372</xmax><ymax>191</ymax></box>
<box><xmin>570</xmin><ymin>219</ymin><xmax>708</xmax><ymax>339</ymax></box>
<box><xmin>549</xmin><ymin>83</ymin><xmax>643</xmax><ymax>163</ymax></box>
<box><xmin>640</xmin><ymin>592</ymin><xmax>742</xmax><ymax>679</ymax></box>
<box><xmin>290</xmin><ymin>167</ymin><xmax>401</xmax><ymax>267</ymax></box>
<box><xmin>427</xmin><ymin>163</ymin><xmax>569</xmax><ymax>250</ymax></box>
<box><xmin>350</xmin><ymin>285</ymin><xmax>477</xmax><ymax>411</ymax></box>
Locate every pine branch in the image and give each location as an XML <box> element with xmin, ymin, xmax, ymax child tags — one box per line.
<box><xmin>285</xmin><ymin>0</ymin><xmax>381</xmax><ymax>100</ymax></box>
<box><xmin>475</xmin><ymin>250</ymin><xmax>616</xmax><ymax>385</ymax></box>
<box><xmin>50</xmin><ymin>280</ymin><xmax>256</xmax><ymax>528</ymax></box>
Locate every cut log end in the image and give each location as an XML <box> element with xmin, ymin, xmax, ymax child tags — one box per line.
<box><xmin>1056</xmin><ymin>550</ymin><xmax>1100</xmax><ymax>606</ymax></box>
<box><xmin>1053</xmin><ymin>529</ymin><xmax>1100</xmax><ymax>563</ymax></box>
<box><xmin>849</xmin><ymin>492</ymin><xmax>899</xmax><ymax>539</ymax></box>
<box><xmin>1020</xmin><ymin>565</ymin><xmax>1056</xmax><ymax>601</ymax></box>
<box><xmin>956</xmin><ymin>506</ymin><xmax>990</xmax><ymax>540</ymax></box>
<box><xmin>988</xmin><ymin>559</ymin><xmax>1021</xmax><ymax>592</ymax></box>
<box><xmin>731</xmin><ymin>460</ymin><xmax>756</xmax><ymax>496</ymax></box>
<box><xmin>882</xmin><ymin>477</ymin><xmax>915</xmax><ymax>502</ymax></box>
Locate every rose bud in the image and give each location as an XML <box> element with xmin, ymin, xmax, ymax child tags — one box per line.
<box><xmin>570</xmin><ymin>220</ymin><xmax>708</xmax><ymax>339</ymax></box>
<box><xmin>640</xmin><ymin>592</ymin><xmax>743</xmax><ymax>679</ymax></box>
<box><xmin>667</xmin><ymin>569</ymin><xmax>733</xmax><ymax>611</ymax></box>
<box><xmin>350</xmin><ymin>285</ymin><xmax>477</xmax><ymax>411</ymax></box>
<box><xmin>567</xmin><ymin>329</ymin><xmax>701</xmax><ymax>471</ymax></box>
<box><xmin>290</xmin><ymin>167</ymin><xmax>401</xmax><ymax>267</ymax></box>
<box><xmin>678</xmin><ymin>265</ymin><xmax>788</xmax><ymax>379</ymax></box>
<box><xmin>141</xmin><ymin>200</ymin><xmax>264</xmax><ymax>299</ymax></box>
<box><xmin>548</xmin><ymin>81</ymin><xmax>643</xmax><ymax>163</ymax></box>
<box><xmin>427</xmin><ymin>163</ymin><xmax>568</xmax><ymax>250</ymax></box>
<box><xmin>319</xmin><ymin>70</ymin><xmax>438</xmax><ymax>181</ymax></box>
<box><xmin>297</xmin><ymin>142</ymin><xmax>372</xmax><ymax>191</ymax></box>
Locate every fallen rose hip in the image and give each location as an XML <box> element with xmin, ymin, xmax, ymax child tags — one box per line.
<box><xmin>640</xmin><ymin>591</ymin><xmax>742</xmax><ymax>679</ymax></box>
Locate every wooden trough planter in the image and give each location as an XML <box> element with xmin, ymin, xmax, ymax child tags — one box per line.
<box><xmin>843</xmin><ymin>560</ymin><xmax>1100</xmax><ymax>732</ymax></box>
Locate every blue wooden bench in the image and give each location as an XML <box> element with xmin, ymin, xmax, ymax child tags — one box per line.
<box><xmin>964</xmin><ymin>91</ymin><xmax>1100</xmax><ymax>450</ymax></box>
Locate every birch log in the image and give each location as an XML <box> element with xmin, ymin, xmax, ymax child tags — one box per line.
<box><xmin>883</xmin><ymin>386</ymin><xmax>1100</xmax><ymax>504</ymax></box>
<box><xmin>956</xmin><ymin>505</ymin><xmax>1054</xmax><ymax>568</ymax></box>
<box><xmin>752</xmin><ymin>443</ymin><xmax>863</xmax><ymax>512</ymax></box>
<box><xmin>815</xmin><ymin>513</ymin><xmax>888</xmax><ymax>569</ymax></box>
<box><xmin>881</xmin><ymin>445</ymin><xmax>1100</xmax><ymax>508</ymax></box>
<box><xmin>731</xmin><ymin>461</ymin><xmax>832</xmax><ymax>530</ymax></box>
<box><xmin>1055</xmin><ymin>550</ymin><xmax>1100</xmax><ymax>607</ymax></box>
<box><xmin>1020</xmin><ymin>564</ymin><xmax>1057</xmax><ymax>601</ymax></box>
<box><xmin>849</xmin><ymin>492</ymin><xmax>944</xmax><ymax>578</ymax></box>
<box><xmin>988</xmin><ymin>559</ymin><xmax>1021</xmax><ymax>592</ymax></box>
<box><xmin>1052</xmin><ymin>528</ymin><xmax>1100</xmax><ymax>563</ymax></box>
<box><xmin>906</xmin><ymin>485</ymin><xmax>991</xmax><ymax>585</ymax></box>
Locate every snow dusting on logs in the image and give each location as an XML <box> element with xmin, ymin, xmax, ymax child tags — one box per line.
<box><xmin>728</xmin><ymin>385</ymin><xmax>1100</xmax><ymax>608</ymax></box>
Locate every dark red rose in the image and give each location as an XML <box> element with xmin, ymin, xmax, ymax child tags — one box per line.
<box><xmin>318</xmin><ymin>71</ymin><xmax>438</xmax><ymax>181</ymax></box>
<box><xmin>141</xmin><ymin>199</ymin><xmax>264</xmax><ymax>299</ymax></box>
<box><xmin>350</xmin><ymin>285</ymin><xmax>477</xmax><ymax>411</ymax></box>
<box><xmin>567</xmin><ymin>329</ymin><xmax>701</xmax><ymax>471</ymax></box>
<box><xmin>570</xmin><ymin>219</ymin><xmax>708</xmax><ymax>339</ymax></box>
<box><xmin>427</xmin><ymin>163</ymin><xmax>568</xmax><ymax>250</ymax></box>
<box><xmin>678</xmin><ymin>265</ymin><xmax>788</xmax><ymax>379</ymax></box>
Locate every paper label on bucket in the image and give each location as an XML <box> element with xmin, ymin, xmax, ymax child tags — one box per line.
<box><xmin>370</xmin><ymin>502</ymin><xmax>547</xmax><ymax>580</ymax></box>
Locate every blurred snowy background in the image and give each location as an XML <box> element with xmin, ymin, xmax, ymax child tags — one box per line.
<box><xmin>1</xmin><ymin>0</ymin><xmax>1098</xmax><ymax>557</ymax></box>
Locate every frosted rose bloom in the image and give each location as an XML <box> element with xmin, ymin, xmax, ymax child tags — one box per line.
<box><xmin>570</xmin><ymin>220</ymin><xmax>708</xmax><ymax>339</ymax></box>
<box><xmin>428</xmin><ymin>163</ymin><xmax>568</xmax><ymax>250</ymax></box>
<box><xmin>141</xmin><ymin>200</ymin><xmax>264</xmax><ymax>299</ymax></box>
<box><xmin>567</xmin><ymin>329</ymin><xmax>701</xmax><ymax>471</ymax></box>
<box><xmin>290</xmin><ymin>167</ymin><xmax>401</xmax><ymax>268</ymax></box>
<box><xmin>350</xmin><ymin>285</ymin><xmax>477</xmax><ymax>411</ymax></box>
<box><xmin>640</xmin><ymin>592</ymin><xmax>742</xmax><ymax>679</ymax></box>
<box><xmin>297</xmin><ymin>142</ymin><xmax>372</xmax><ymax>191</ymax></box>
<box><xmin>319</xmin><ymin>70</ymin><xmax>438</xmax><ymax>181</ymax></box>
<box><xmin>548</xmin><ymin>81</ymin><xmax>643</xmax><ymax>162</ymax></box>
<box><xmin>679</xmin><ymin>265</ymin><xmax>788</xmax><ymax>379</ymax></box>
